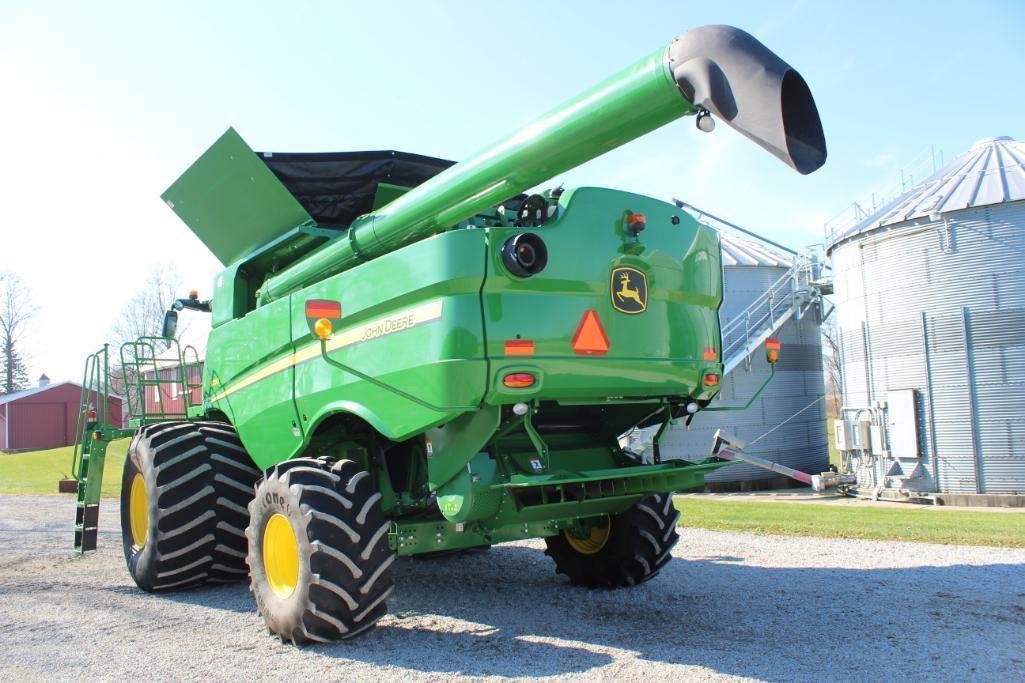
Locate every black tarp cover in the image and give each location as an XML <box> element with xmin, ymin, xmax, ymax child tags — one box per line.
<box><xmin>258</xmin><ymin>150</ymin><xmax>455</xmax><ymax>229</ymax></box>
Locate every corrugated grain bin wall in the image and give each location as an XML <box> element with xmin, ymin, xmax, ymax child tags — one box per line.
<box><xmin>828</xmin><ymin>136</ymin><xmax>1025</xmax><ymax>494</ymax></box>
<box><xmin>662</xmin><ymin>234</ymin><xmax>828</xmax><ymax>483</ymax></box>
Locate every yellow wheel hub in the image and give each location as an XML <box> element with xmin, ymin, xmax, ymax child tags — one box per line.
<box><xmin>263</xmin><ymin>513</ymin><xmax>300</xmax><ymax>599</ymax></box>
<box><xmin>564</xmin><ymin>517</ymin><xmax>611</xmax><ymax>555</ymax></box>
<box><xmin>129</xmin><ymin>473</ymin><xmax>148</xmax><ymax>548</ymax></box>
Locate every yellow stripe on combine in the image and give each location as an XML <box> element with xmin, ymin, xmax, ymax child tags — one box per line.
<box><xmin>209</xmin><ymin>300</ymin><xmax>444</xmax><ymax>404</ymax></box>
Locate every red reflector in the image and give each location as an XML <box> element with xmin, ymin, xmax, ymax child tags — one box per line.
<box><xmin>765</xmin><ymin>338</ymin><xmax>781</xmax><ymax>350</ymax></box>
<box><xmin>305</xmin><ymin>299</ymin><xmax>341</xmax><ymax>319</ymax></box>
<box><xmin>503</xmin><ymin>373</ymin><xmax>536</xmax><ymax>388</ymax></box>
<box><xmin>505</xmin><ymin>340</ymin><xmax>535</xmax><ymax>355</ymax></box>
<box><xmin>703</xmin><ymin>373</ymin><xmax>720</xmax><ymax>387</ymax></box>
<box><xmin>703</xmin><ymin>347</ymin><xmax>717</xmax><ymax>361</ymax></box>
<box><xmin>571</xmin><ymin>310</ymin><xmax>610</xmax><ymax>356</ymax></box>
<box><xmin>87</xmin><ymin>409</ymin><xmax>97</xmax><ymax>421</ymax></box>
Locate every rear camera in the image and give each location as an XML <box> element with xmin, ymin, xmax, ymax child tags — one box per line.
<box><xmin>501</xmin><ymin>233</ymin><xmax>548</xmax><ymax>277</ymax></box>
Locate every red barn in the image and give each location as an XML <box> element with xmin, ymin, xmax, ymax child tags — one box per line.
<box><xmin>0</xmin><ymin>375</ymin><xmax>124</xmax><ymax>452</ymax></box>
<box><xmin>126</xmin><ymin>326</ymin><xmax>207</xmax><ymax>421</ymax></box>
<box><xmin>141</xmin><ymin>364</ymin><xmax>203</xmax><ymax>418</ymax></box>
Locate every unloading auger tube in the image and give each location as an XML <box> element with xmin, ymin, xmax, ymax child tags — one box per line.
<box><xmin>257</xmin><ymin>24</ymin><xmax>825</xmax><ymax>304</ymax></box>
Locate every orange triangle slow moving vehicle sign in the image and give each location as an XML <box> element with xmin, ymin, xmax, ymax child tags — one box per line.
<box><xmin>572</xmin><ymin>310</ymin><xmax>610</xmax><ymax>356</ymax></box>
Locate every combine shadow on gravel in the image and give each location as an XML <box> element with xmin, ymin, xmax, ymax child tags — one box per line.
<box><xmin>303</xmin><ymin>545</ymin><xmax>1025</xmax><ymax>679</ymax></box>
<box><xmin>100</xmin><ymin>582</ymin><xmax>258</xmax><ymax>615</ymax></box>
<box><xmin>319</xmin><ymin>622</ymin><xmax>615</xmax><ymax>677</ymax></box>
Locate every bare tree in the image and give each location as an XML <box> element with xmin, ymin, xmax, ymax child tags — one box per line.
<box><xmin>108</xmin><ymin>264</ymin><xmax>184</xmax><ymax>399</ymax></box>
<box><xmin>0</xmin><ymin>270</ymin><xmax>36</xmax><ymax>395</ymax></box>
<box><xmin>111</xmin><ymin>265</ymin><xmax>184</xmax><ymax>349</ymax></box>
<box><xmin>821</xmin><ymin>315</ymin><xmax>842</xmax><ymax>417</ymax></box>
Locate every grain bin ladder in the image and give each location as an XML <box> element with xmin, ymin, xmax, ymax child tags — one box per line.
<box><xmin>673</xmin><ymin>199</ymin><xmax>834</xmax><ymax>375</ymax></box>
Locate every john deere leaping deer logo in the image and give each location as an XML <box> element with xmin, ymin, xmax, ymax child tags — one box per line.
<box><xmin>610</xmin><ymin>266</ymin><xmax>647</xmax><ymax>314</ymax></box>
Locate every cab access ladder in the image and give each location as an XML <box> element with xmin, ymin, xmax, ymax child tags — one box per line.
<box><xmin>65</xmin><ymin>339</ymin><xmax>203</xmax><ymax>554</ymax></box>
<box><xmin>64</xmin><ymin>345</ymin><xmax>133</xmax><ymax>553</ymax></box>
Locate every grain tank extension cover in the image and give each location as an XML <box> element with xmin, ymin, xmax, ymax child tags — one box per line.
<box><xmin>162</xmin><ymin>128</ymin><xmax>454</xmax><ymax>266</ymax></box>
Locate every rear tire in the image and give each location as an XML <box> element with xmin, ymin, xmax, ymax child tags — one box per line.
<box><xmin>544</xmin><ymin>492</ymin><xmax>681</xmax><ymax>588</ymax></box>
<box><xmin>247</xmin><ymin>458</ymin><xmax>395</xmax><ymax>644</ymax></box>
<box><xmin>120</xmin><ymin>421</ymin><xmax>258</xmax><ymax>591</ymax></box>
<box><xmin>201</xmin><ymin>422</ymin><xmax>261</xmax><ymax>582</ymax></box>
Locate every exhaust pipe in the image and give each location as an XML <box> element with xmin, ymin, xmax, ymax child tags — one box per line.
<box><xmin>256</xmin><ymin>25</ymin><xmax>826</xmax><ymax>303</ymax></box>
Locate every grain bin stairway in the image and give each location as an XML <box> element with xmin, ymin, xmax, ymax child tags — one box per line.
<box><xmin>673</xmin><ymin>199</ymin><xmax>832</xmax><ymax>375</ymax></box>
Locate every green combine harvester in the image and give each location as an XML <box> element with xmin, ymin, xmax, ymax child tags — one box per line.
<box><xmin>68</xmin><ymin>25</ymin><xmax>824</xmax><ymax>643</ymax></box>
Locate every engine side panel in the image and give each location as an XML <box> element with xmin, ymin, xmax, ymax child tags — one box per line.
<box><xmin>482</xmin><ymin>187</ymin><xmax>723</xmax><ymax>405</ymax></box>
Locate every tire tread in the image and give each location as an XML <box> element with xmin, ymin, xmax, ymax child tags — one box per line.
<box><xmin>544</xmin><ymin>493</ymin><xmax>681</xmax><ymax>588</ymax></box>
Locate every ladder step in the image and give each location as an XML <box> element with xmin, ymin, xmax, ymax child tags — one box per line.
<box><xmin>75</xmin><ymin>503</ymin><xmax>99</xmax><ymax>528</ymax></box>
<box><xmin>75</xmin><ymin>527</ymin><xmax>98</xmax><ymax>553</ymax></box>
<box><xmin>74</xmin><ymin>504</ymin><xmax>100</xmax><ymax>553</ymax></box>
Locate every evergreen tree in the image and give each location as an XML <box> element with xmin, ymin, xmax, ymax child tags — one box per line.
<box><xmin>0</xmin><ymin>271</ymin><xmax>35</xmax><ymax>395</ymax></box>
<box><xmin>0</xmin><ymin>339</ymin><xmax>30</xmax><ymax>394</ymax></box>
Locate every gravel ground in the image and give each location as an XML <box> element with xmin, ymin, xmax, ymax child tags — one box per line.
<box><xmin>1</xmin><ymin>495</ymin><xmax>1023</xmax><ymax>681</ymax></box>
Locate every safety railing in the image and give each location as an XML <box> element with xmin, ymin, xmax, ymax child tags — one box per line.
<box><xmin>120</xmin><ymin>337</ymin><xmax>201</xmax><ymax>423</ymax></box>
<box><xmin>69</xmin><ymin>345</ymin><xmax>111</xmax><ymax>484</ymax></box>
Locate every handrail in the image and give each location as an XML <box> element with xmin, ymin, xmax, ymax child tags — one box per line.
<box><xmin>674</xmin><ymin>199</ymin><xmax>799</xmax><ymax>256</ymax></box>
<box><xmin>70</xmin><ymin>344</ymin><xmax>113</xmax><ymax>482</ymax></box>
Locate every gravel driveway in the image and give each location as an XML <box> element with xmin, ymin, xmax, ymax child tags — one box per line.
<box><xmin>1</xmin><ymin>495</ymin><xmax>1022</xmax><ymax>681</ymax></box>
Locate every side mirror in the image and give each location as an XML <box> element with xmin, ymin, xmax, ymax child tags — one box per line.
<box><xmin>162</xmin><ymin>309</ymin><xmax>179</xmax><ymax>339</ymax></box>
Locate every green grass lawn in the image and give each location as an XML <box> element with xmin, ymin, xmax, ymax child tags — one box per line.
<box><xmin>3</xmin><ymin>441</ymin><xmax>1022</xmax><ymax>548</ymax></box>
<box><xmin>674</xmin><ymin>497</ymin><xmax>1025</xmax><ymax>548</ymax></box>
<box><xmin>0</xmin><ymin>439</ymin><xmax>130</xmax><ymax>497</ymax></box>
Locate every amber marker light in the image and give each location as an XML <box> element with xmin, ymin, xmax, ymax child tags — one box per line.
<box><xmin>503</xmin><ymin>373</ymin><xmax>536</xmax><ymax>388</ymax></box>
<box><xmin>505</xmin><ymin>340</ymin><xmax>535</xmax><ymax>355</ymax></box>
<box><xmin>626</xmin><ymin>212</ymin><xmax>646</xmax><ymax>235</ymax></box>
<box><xmin>313</xmin><ymin>318</ymin><xmax>333</xmax><ymax>340</ymax></box>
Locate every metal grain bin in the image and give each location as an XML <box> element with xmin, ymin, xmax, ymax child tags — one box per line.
<box><xmin>827</xmin><ymin>136</ymin><xmax>1025</xmax><ymax>495</ymax></box>
<box><xmin>661</xmin><ymin>232</ymin><xmax>828</xmax><ymax>486</ymax></box>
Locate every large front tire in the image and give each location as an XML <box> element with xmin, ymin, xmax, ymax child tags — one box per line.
<box><xmin>120</xmin><ymin>422</ymin><xmax>218</xmax><ymax>591</ymax></box>
<box><xmin>544</xmin><ymin>493</ymin><xmax>681</xmax><ymax>588</ymax></box>
<box><xmin>202</xmin><ymin>422</ymin><xmax>261</xmax><ymax>582</ymax></box>
<box><xmin>120</xmin><ymin>421</ymin><xmax>258</xmax><ymax>592</ymax></box>
<box><xmin>246</xmin><ymin>458</ymin><xmax>395</xmax><ymax>644</ymax></box>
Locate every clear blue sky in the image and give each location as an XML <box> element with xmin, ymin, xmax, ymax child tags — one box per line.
<box><xmin>1</xmin><ymin>0</ymin><xmax>1022</xmax><ymax>382</ymax></box>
